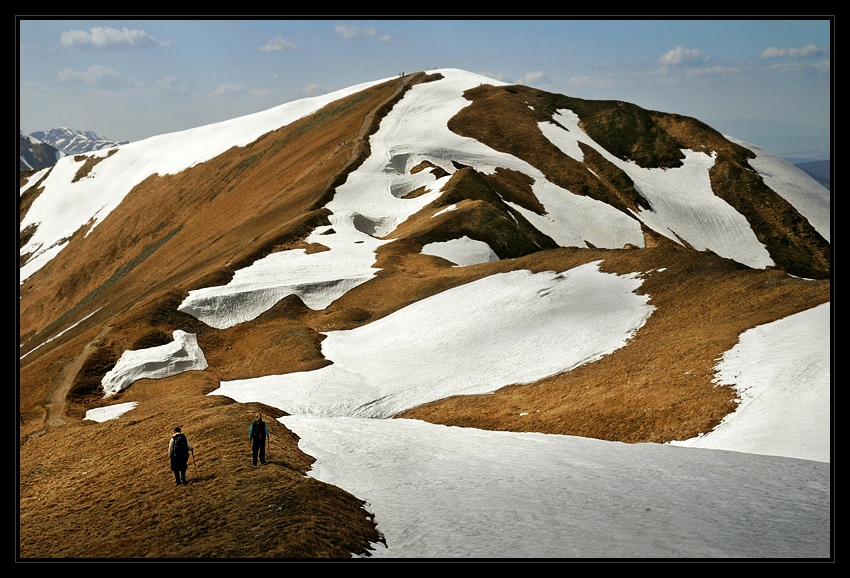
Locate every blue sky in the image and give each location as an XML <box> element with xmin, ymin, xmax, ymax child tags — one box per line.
<box><xmin>17</xmin><ymin>17</ymin><xmax>832</xmax><ymax>160</ymax></box>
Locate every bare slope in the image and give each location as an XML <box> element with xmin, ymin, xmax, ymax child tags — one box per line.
<box><xmin>448</xmin><ymin>84</ymin><xmax>830</xmax><ymax>279</ymax></box>
<box><xmin>18</xmin><ymin>73</ymin><xmax>830</xmax><ymax>558</ymax></box>
<box><xmin>20</xmin><ymin>73</ymin><xmax>427</xmax><ymax>559</ymax></box>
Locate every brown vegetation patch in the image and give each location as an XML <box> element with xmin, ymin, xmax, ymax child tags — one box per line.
<box><xmin>67</xmin><ymin>345</ymin><xmax>119</xmax><ymax>401</ymax></box>
<box><xmin>19</xmin><ymin>74</ymin><xmax>419</xmax><ymax>355</ymax></box>
<box><xmin>397</xmin><ymin>247</ymin><xmax>829</xmax><ymax>443</ymax></box>
<box><xmin>19</xmin><ymin>74</ymin><xmax>436</xmax><ymax>558</ymax></box>
<box><xmin>448</xmin><ymin>85</ymin><xmax>651</xmax><ymax>215</ymax></box>
<box><xmin>19</xmin><ymin>372</ymin><xmax>382</xmax><ymax>558</ymax></box>
<box><xmin>19</xmin><ymin>223</ymin><xmax>37</xmax><ymax>252</ymax></box>
<box><xmin>709</xmin><ymin>153</ymin><xmax>830</xmax><ymax>279</ymax></box>
<box><xmin>202</xmin><ymin>296</ymin><xmax>331</xmax><ymax>382</ymax></box>
<box><xmin>488</xmin><ymin>167</ymin><xmax>545</xmax><ymax>213</ymax></box>
<box><xmin>71</xmin><ymin>149</ymin><xmax>118</xmax><ymax>182</ymax></box>
<box><xmin>652</xmin><ymin>113</ymin><xmax>754</xmax><ymax>160</ymax></box>
<box><xmin>19</xmin><ymin>171</ymin><xmax>49</xmax><ymax>224</ymax></box>
<box><xmin>411</xmin><ymin>160</ymin><xmax>450</xmax><ymax>178</ymax></box>
<box><xmin>131</xmin><ymin>330</ymin><xmax>175</xmax><ymax>350</ymax></box>
<box><xmin>304</xmin><ymin>242</ymin><xmax>330</xmax><ymax>254</ymax></box>
<box><xmin>18</xmin><ymin>70</ymin><xmax>831</xmax><ymax>559</ymax></box>
<box><xmin>389</xmin><ymin>167</ymin><xmax>558</xmax><ymax>259</ymax></box>
<box><xmin>401</xmin><ymin>186</ymin><xmax>431</xmax><ymax>199</ymax></box>
<box><xmin>449</xmin><ymin>83</ymin><xmax>830</xmax><ymax>279</ymax></box>
<box><xmin>19</xmin><ymin>169</ymin><xmax>37</xmax><ymax>187</ymax></box>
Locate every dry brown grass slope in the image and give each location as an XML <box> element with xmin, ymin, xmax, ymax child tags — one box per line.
<box><xmin>396</xmin><ymin>247</ymin><xmax>829</xmax><ymax>441</ymax></box>
<box><xmin>20</xmin><ymin>371</ymin><xmax>382</xmax><ymax>558</ymax></box>
<box><xmin>20</xmin><ymin>73</ymin><xmax>427</xmax><ymax>559</ymax></box>
<box><xmin>449</xmin><ymin>84</ymin><xmax>830</xmax><ymax>279</ymax></box>
<box><xmin>18</xmin><ymin>73</ymin><xmax>830</xmax><ymax>559</ymax></box>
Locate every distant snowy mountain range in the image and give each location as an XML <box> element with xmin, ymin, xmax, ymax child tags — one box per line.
<box><xmin>19</xmin><ymin>128</ymin><xmax>128</xmax><ymax>170</ymax></box>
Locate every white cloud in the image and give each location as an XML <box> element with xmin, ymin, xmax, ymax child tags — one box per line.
<box><xmin>478</xmin><ymin>70</ymin><xmax>541</xmax><ymax>85</ymax></box>
<box><xmin>155</xmin><ymin>76</ymin><xmax>189</xmax><ymax>95</ymax></box>
<box><xmin>334</xmin><ymin>24</ymin><xmax>392</xmax><ymax>43</ymax></box>
<box><xmin>477</xmin><ymin>71</ymin><xmax>510</xmax><ymax>83</ymax></box>
<box><xmin>304</xmin><ymin>82</ymin><xmax>332</xmax><ymax>95</ymax></box>
<box><xmin>259</xmin><ymin>37</ymin><xmax>298</xmax><ymax>52</ymax></box>
<box><xmin>761</xmin><ymin>44</ymin><xmax>827</xmax><ymax>59</ymax></box>
<box><xmin>212</xmin><ymin>83</ymin><xmax>247</xmax><ymax>96</ymax></box>
<box><xmin>568</xmin><ymin>74</ymin><xmax>622</xmax><ymax>88</ymax></box>
<box><xmin>57</xmin><ymin>65</ymin><xmax>124</xmax><ymax>87</ymax></box>
<box><xmin>210</xmin><ymin>84</ymin><xmax>273</xmax><ymax>99</ymax></box>
<box><xmin>249</xmin><ymin>88</ymin><xmax>274</xmax><ymax>98</ymax></box>
<box><xmin>684</xmin><ymin>65</ymin><xmax>740</xmax><ymax>79</ymax></box>
<box><xmin>768</xmin><ymin>60</ymin><xmax>831</xmax><ymax>74</ymax></box>
<box><xmin>658</xmin><ymin>45</ymin><xmax>707</xmax><ymax>67</ymax></box>
<box><xmin>519</xmin><ymin>70</ymin><xmax>550</xmax><ymax>85</ymax></box>
<box><xmin>53</xmin><ymin>67</ymin><xmax>187</xmax><ymax>98</ymax></box>
<box><xmin>21</xmin><ymin>79</ymin><xmax>49</xmax><ymax>95</ymax></box>
<box><xmin>60</xmin><ymin>26</ymin><xmax>171</xmax><ymax>50</ymax></box>
<box><xmin>814</xmin><ymin>59</ymin><xmax>831</xmax><ymax>72</ymax></box>
<box><xmin>21</xmin><ymin>42</ymin><xmax>55</xmax><ymax>55</ymax></box>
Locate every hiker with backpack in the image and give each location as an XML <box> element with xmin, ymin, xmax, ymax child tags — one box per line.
<box><xmin>168</xmin><ymin>427</ymin><xmax>193</xmax><ymax>486</ymax></box>
<box><xmin>249</xmin><ymin>413</ymin><xmax>269</xmax><ymax>465</ymax></box>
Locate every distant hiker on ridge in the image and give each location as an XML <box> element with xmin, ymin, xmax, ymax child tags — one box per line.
<box><xmin>249</xmin><ymin>413</ymin><xmax>269</xmax><ymax>466</ymax></box>
<box><xmin>168</xmin><ymin>427</ymin><xmax>193</xmax><ymax>486</ymax></box>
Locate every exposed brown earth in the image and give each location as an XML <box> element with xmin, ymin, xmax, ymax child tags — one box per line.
<box><xmin>449</xmin><ymin>84</ymin><xmax>831</xmax><ymax>279</ymax></box>
<box><xmin>18</xmin><ymin>72</ymin><xmax>830</xmax><ymax>559</ymax></box>
<box><xmin>20</xmin><ymin>371</ymin><xmax>382</xmax><ymax>558</ymax></box>
<box><xmin>396</xmin><ymin>247</ymin><xmax>829</xmax><ymax>442</ymax></box>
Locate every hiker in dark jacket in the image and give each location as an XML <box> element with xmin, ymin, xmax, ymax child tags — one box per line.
<box><xmin>249</xmin><ymin>413</ymin><xmax>269</xmax><ymax>465</ymax></box>
<box><xmin>168</xmin><ymin>427</ymin><xmax>193</xmax><ymax>486</ymax></box>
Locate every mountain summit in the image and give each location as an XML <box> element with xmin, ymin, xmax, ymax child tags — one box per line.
<box><xmin>18</xmin><ymin>69</ymin><xmax>830</xmax><ymax>558</ymax></box>
<box><xmin>19</xmin><ymin>128</ymin><xmax>129</xmax><ymax>172</ymax></box>
<box><xmin>30</xmin><ymin>127</ymin><xmax>129</xmax><ymax>155</ymax></box>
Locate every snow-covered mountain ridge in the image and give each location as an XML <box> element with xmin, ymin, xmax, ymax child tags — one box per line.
<box><xmin>19</xmin><ymin>128</ymin><xmax>128</xmax><ymax>172</ymax></box>
<box><xmin>18</xmin><ymin>69</ymin><xmax>831</xmax><ymax>559</ymax></box>
<box><xmin>30</xmin><ymin>127</ymin><xmax>129</xmax><ymax>155</ymax></box>
<box><xmin>20</xmin><ymin>70</ymin><xmax>829</xmax><ymax>286</ymax></box>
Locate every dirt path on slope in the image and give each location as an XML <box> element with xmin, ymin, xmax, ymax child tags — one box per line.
<box><xmin>33</xmin><ymin>74</ymin><xmax>421</xmax><ymax>434</ymax></box>
<box><xmin>347</xmin><ymin>72</ymin><xmax>419</xmax><ymax>162</ymax></box>
<box><xmin>44</xmin><ymin>324</ymin><xmax>112</xmax><ymax>428</ymax></box>
<box><xmin>298</xmin><ymin>72</ymin><xmax>421</xmax><ymax>200</ymax></box>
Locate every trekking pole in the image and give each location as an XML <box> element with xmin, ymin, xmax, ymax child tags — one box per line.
<box><xmin>267</xmin><ymin>433</ymin><xmax>270</xmax><ymax>462</ymax></box>
<box><xmin>191</xmin><ymin>450</ymin><xmax>199</xmax><ymax>475</ymax></box>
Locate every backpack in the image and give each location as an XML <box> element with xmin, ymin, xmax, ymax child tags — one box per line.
<box><xmin>251</xmin><ymin>420</ymin><xmax>265</xmax><ymax>441</ymax></box>
<box><xmin>171</xmin><ymin>433</ymin><xmax>189</xmax><ymax>459</ymax></box>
